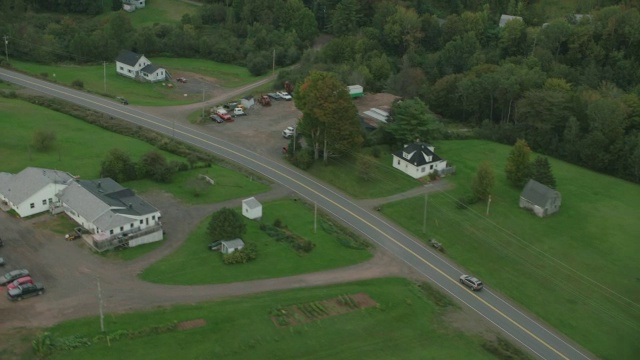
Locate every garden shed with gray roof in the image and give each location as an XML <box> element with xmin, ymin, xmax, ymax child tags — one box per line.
<box><xmin>519</xmin><ymin>179</ymin><xmax>561</xmax><ymax>217</ymax></box>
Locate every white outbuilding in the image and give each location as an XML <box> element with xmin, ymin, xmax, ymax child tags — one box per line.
<box><xmin>221</xmin><ymin>239</ymin><xmax>245</xmax><ymax>254</ymax></box>
<box><xmin>242</xmin><ymin>197</ymin><xmax>262</xmax><ymax>220</ymax></box>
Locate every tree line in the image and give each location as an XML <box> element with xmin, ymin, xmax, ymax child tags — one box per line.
<box><xmin>2</xmin><ymin>0</ymin><xmax>639</xmax><ymax>182</ymax></box>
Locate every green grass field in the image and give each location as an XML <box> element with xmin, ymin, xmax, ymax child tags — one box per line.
<box><xmin>9</xmin><ymin>57</ymin><xmax>262</xmax><ymax>106</ymax></box>
<box><xmin>41</xmin><ymin>278</ymin><xmax>498</xmax><ymax>360</ymax></box>
<box><xmin>380</xmin><ymin>139</ymin><xmax>640</xmax><ymax>359</ymax></box>
<box><xmin>124</xmin><ymin>0</ymin><xmax>199</xmax><ymax>27</ymax></box>
<box><xmin>140</xmin><ymin>199</ymin><xmax>373</xmax><ymax>284</ymax></box>
<box><xmin>126</xmin><ymin>167</ymin><xmax>270</xmax><ymax>205</ymax></box>
<box><xmin>307</xmin><ymin>148</ymin><xmax>424</xmax><ymax>199</ymax></box>
<box><xmin>0</xmin><ymin>97</ymin><xmax>182</xmax><ymax>177</ymax></box>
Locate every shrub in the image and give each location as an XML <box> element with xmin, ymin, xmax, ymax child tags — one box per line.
<box><xmin>40</xmin><ymin>72</ymin><xmax>48</xmax><ymax>78</ymax></box>
<box><xmin>273</xmin><ymin>218</ymin><xmax>283</xmax><ymax>228</ymax></box>
<box><xmin>71</xmin><ymin>79</ymin><xmax>84</xmax><ymax>89</ymax></box>
<box><xmin>456</xmin><ymin>194</ymin><xmax>479</xmax><ymax>209</ymax></box>
<box><xmin>31</xmin><ymin>129</ymin><xmax>57</xmax><ymax>152</ymax></box>
<box><xmin>223</xmin><ymin>242</ymin><xmax>258</xmax><ymax>264</ymax></box>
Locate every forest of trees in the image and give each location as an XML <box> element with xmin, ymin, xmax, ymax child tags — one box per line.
<box><xmin>1</xmin><ymin>0</ymin><xmax>639</xmax><ymax>183</ymax></box>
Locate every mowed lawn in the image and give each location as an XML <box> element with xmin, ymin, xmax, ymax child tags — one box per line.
<box><xmin>122</xmin><ymin>0</ymin><xmax>198</xmax><ymax>27</ymax></box>
<box><xmin>381</xmin><ymin>139</ymin><xmax>640</xmax><ymax>359</ymax></box>
<box><xmin>0</xmin><ymin>97</ymin><xmax>182</xmax><ymax>177</ymax></box>
<box><xmin>9</xmin><ymin>57</ymin><xmax>261</xmax><ymax>106</ymax></box>
<box><xmin>140</xmin><ymin>199</ymin><xmax>373</xmax><ymax>284</ymax></box>
<box><xmin>43</xmin><ymin>278</ymin><xmax>497</xmax><ymax>360</ymax></box>
<box><xmin>307</xmin><ymin>148</ymin><xmax>423</xmax><ymax>199</ymax></box>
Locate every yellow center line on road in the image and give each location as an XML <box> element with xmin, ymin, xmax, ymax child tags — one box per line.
<box><xmin>3</xmin><ymin>71</ymin><xmax>571</xmax><ymax>360</ymax></box>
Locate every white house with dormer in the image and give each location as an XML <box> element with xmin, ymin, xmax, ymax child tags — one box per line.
<box><xmin>0</xmin><ymin>167</ymin><xmax>74</xmax><ymax>217</ymax></box>
<box><xmin>115</xmin><ymin>50</ymin><xmax>166</xmax><ymax>82</ymax></box>
<box><xmin>392</xmin><ymin>143</ymin><xmax>447</xmax><ymax>179</ymax></box>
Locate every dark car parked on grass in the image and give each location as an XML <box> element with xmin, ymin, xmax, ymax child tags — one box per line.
<box><xmin>210</xmin><ymin>114</ymin><xmax>224</xmax><ymax>124</ymax></box>
<box><xmin>7</xmin><ymin>282</ymin><xmax>45</xmax><ymax>301</ymax></box>
<box><xmin>0</xmin><ymin>269</ymin><xmax>30</xmax><ymax>286</ymax></box>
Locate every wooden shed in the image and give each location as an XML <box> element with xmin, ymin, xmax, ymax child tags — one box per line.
<box><xmin>519</xmin><ymin>179</ymin><xmax>561</xmax><ymax>217</ymax></box>
<box><xmin>221</xmin><ymin>239</ymin><xmax>245</xmax><ymax>254</ymax></box>
<box><xmin>242</xmin><ymin>197</ymin><xmax>262</xmax><ymax>220</ymax></box>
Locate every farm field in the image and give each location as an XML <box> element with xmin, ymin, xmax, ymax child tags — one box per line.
<box><xmin>381</xmin><ymin>139</ymin><xmax>640</xmax><ymax>359</ymax></box>
<box><xmin>120</xmin><ymin>0</ymin><xmax>198</xmax><ymax>27</ymax></box>
<box><xmin>40</xmin><ymin>278</ymin><xmax>503</xmax><ymax>360</ymax></box>
<box><xmin>140</xmin><ymin>199</ymin><xmax>373</xmax><ymax>284</ymax></box>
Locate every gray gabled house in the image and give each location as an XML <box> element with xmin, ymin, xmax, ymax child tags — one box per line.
<box><xmin>519</xmin><ymin>179</ymin><xmax>561</xmax><ymax>217</ymax></box>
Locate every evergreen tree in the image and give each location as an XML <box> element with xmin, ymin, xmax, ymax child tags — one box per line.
<box><xmin>208</xmin><ymin>208</ymin><xmax>247</xmax><ymax>242</ymax></box>
<box><xmin>505</xmin><ymin>139</ymin><xmax>532</xmax><ymax>188</ymax></box>
<box><xmin>530</xmin><ymin>156</ymin><xmax>556</xmax><ymax>189</ymax></box>
<box><xmin>472</xmin><ymin>161</ymin><xmax>494</xmax><ymax>200</ymax></box>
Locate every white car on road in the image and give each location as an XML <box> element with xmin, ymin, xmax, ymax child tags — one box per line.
<box><xmin>282</xmin><ymin>126</ymin><xmax>295</xmax><ymax>139</ymax></box>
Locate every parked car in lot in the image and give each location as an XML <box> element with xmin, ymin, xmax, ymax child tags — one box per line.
<box><xmin>0</xmin><ymin>269</ymin><xmax>30</xmax><ymax>286</ymax></box>
<box><xmin>0</xmin><ymin>257</ymin><xmax>4</xmax><ymax>267</ymax></box>
<box><xmin>282</xmin><ymin>126</ymin><xmax>296</xmax><ymax>139</ymax></box>
<box><xmin>7</xmin><ymin>276</ymin><xmax>33</xmax><ymax>290</ymax></box>
<box><xmin>232</xmin><ymin>107</ymin><xmax>246</xmax><ymax>117</ymax></box>
<box><xmin>209</xmin><ymin>114</ymin><xmax>224</xmax><ymax>123</ymax></box>
<box><xmin>459</xmin><ymin>275</ymin><xmax>483</xmax><ymax>291</ymax></box>
<box><xmin>7</xmin><ymin>282</ymin><xmax>45</xmax><ymax>301</ymax></box>
<box><xmin>267</xmin><ymin>93</ymin><xmax>282</xmax><ymax>101</ymax></box>
<box><xmin>276</xmin><ymin>91</ymin><xmax>292</xmax><ymax>101</ymax></box>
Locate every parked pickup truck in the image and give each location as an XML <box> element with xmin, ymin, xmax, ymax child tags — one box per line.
<box><xmin>232</xmin><ymin>108</ymin><xmax>246</xmax><ymax>116</ymax></box>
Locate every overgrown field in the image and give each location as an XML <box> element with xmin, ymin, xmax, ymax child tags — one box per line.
<box><xmin>140</xmin><ymin>199</ymin><xmax>373</xmax><ymax>284</ymax></box>
<box><xmin>381</xmin><ymin>139</ymin><xmax>640</xmax><ymax>359</ymax></box>
<box><xmin>36</xmin><ymin>278</ymin><xmax>506</xmax><ymax>360</ymax></box>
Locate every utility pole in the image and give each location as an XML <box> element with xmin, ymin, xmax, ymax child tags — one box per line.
<box><xmin>3</xmin><ymin>35</ymin><xmax>8</xmax><ymax>63</ymax></box>
<box><xmin>314</xmin><ymin>202</ymin><xmax>317</xmax><ymax>234</ymax></box>
<box><xmin>422</xmin><ymin>193</ymin><xmax>428</xmax><ymax>234</ymax></box>
<box><xmin>97</xmin><ymin>276</ymin><xmax>105</xmax><ymax>333</ymax></box>
<box><xmin>486</xmin><ymin>195</ymin><xmax>492</xmax><ymax>216</ymax></box>
<box><xmin>103</xmin><ymin>61</ymin><xmax>106</xmax><ymax>93</ymax></box>
<box><xmin>201</xmin><ymin>86</ymin><xmax>205</xmax><ymax>119</ymax></box>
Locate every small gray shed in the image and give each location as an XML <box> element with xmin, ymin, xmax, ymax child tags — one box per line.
<box><xmin>519</xmin><ymin>179</ymin><xmax>561</xmax><ymax>217</ymax></box>
<box><xmin>221</xmin><ymin>239</ymin><xmax>245</xmax><ymax>254</ymax></box>
<box><xmin>241</xmin><ymin>96</ymin><xmax>255</xmax><ymax>109</ymax></box>
<box><xmin>242</xmin><ymin>197</ymin><xmax>262</xmax><ymax>220</ymax></box>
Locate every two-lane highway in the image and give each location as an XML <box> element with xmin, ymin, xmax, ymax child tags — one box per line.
<box><xmin>0</xmin><ymin>68</ymin><xmax>593</xmax><ymax>360</ymax></box>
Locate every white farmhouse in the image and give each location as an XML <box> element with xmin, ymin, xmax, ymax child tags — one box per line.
<box><xmin>392</xmin><ymin>143</ymin><xmax>447</xmax><ymax>179</ymax></box>
<box><xmin>0</xmin><ymin>167</ymin><xmax>73</xmax><ymax>217</ymax></box>
<box><xmin>242</xmin><ymin>197</ymin><xmax>262</xmax><ymax>220</ymax></box>
<box><xmin>115</xmin><ymin>50</ymin><xmax>166</xmax><ymax>82</ymax></box>
<box><xmin>57</xmin><ymin>178</ymin><xmax>163</xmax><ymax>250</ymax></box>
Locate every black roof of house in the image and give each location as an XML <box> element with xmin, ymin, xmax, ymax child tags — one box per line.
<box><xmin>392</xmin><ymin>143</ymin><xmax>442</xmax><ymax>166</ymax></box>
<box><xmin>520</xmin><ymin>179</ymin><xmax>559</xmax><ymax>207</ymax></box>
<box><xmin>79</xmin><ymin>178</ymin><xmax>158</xmax><ymax>216</ymax></box>
<box><xmin>115</xmin><ymin>50</ymin><xmax>143</xmax><ymax>67</ymax></box>
<box><xmin>141</xmin><ymin>63</ymin><xmax>161</xmax><ymax>74</ymax></box>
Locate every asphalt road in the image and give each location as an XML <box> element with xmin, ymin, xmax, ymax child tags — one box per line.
<box><xmin>0</xmin><ymin>68</ymin><xmax>593</xmax><ymax>360</ymax></box>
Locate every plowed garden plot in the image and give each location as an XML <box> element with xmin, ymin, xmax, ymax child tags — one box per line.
<box><xmin>270</xmin><ymin>293</ymin><xmax>377</xmax><ymax>327</ymax></box>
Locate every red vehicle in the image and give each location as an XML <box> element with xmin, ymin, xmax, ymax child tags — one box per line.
<box><xmin>7</xmin><ymin>276</ymin><xmax>33</xmax><ymax>290</ymax></box>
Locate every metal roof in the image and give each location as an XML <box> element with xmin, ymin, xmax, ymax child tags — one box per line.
<box><xmin>115</xmin><ymin>50</ymin><xmax>143</xmax><ymax>67</ymax></box>
<box><xmin>0</xmin><ymin>167</ymin><xmax>73</xmax><ymax>205</ymax></box>
<box><xmin>520</xmin><ymin>179</ymin><xmax>559</xmax><ymax>207</ymax></box>
<box><xmin>392</xmin><ymin>143</ymin><xmax>442</xmax><ymax>166</ymax></box>
<box><xmin>242</xmin><ymin>197</ymin><xmax>261</xmax><ymax>210</ymax></box>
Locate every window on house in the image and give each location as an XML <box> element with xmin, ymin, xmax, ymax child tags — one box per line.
<box><xmin>48</xmin><ymin>198</ymin><xmax>52</xmax><ymax>204</ymax></box>
<box><xmin>130</xmin><ymin>223</ymin><xmax>134</xmax><ymax>229</ymax></box>
<box><xmin>140</xmin><ymin>220</ymin><xmax>143</xmax><ymax>224</ymax></box>
<box><xmin>119</xmin><ymin>66</ymin><xmax>123</xmax><ymax>70</ymax></box>
<box><xmin>430</xmin><ymin>165</ymin><xmax>433</xmax><ymax>170</ymax></box>
<box><xmin>120</xmin><ymin>226</ymin><xmax>124</xmax><ymax>231</ymax></box>
<box><xmin>30</xmin><ymin>203</ymin><xmax>35</xmax><ymax>208</ymax></box>
<box><xmin>421</xmin><ymin>167</ymin><xmax>426</xmax><ymax>173</ymax></box>
<box><xmin>42</xmin><ymin>199</ymin><xmax>47</xmax><ymax>205</ymax></box>
<box><xmin>128</xmin><ymin>69</ymin><xmax>132</xmax><ymax>73</ymax></box>
<box><xmin>152</xmin><ymin>215</ymin><xmax>156</xmax><ymax>220</ymax></box>
<box><xmin>397</xmin><ymin>160</ymin><xmax>400</xmax><ymax>165</ymax></box>
<box><xmin>110</xmin><ymin>229</ymin><xmax>113</xmax><ymax>235</ymax></box>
